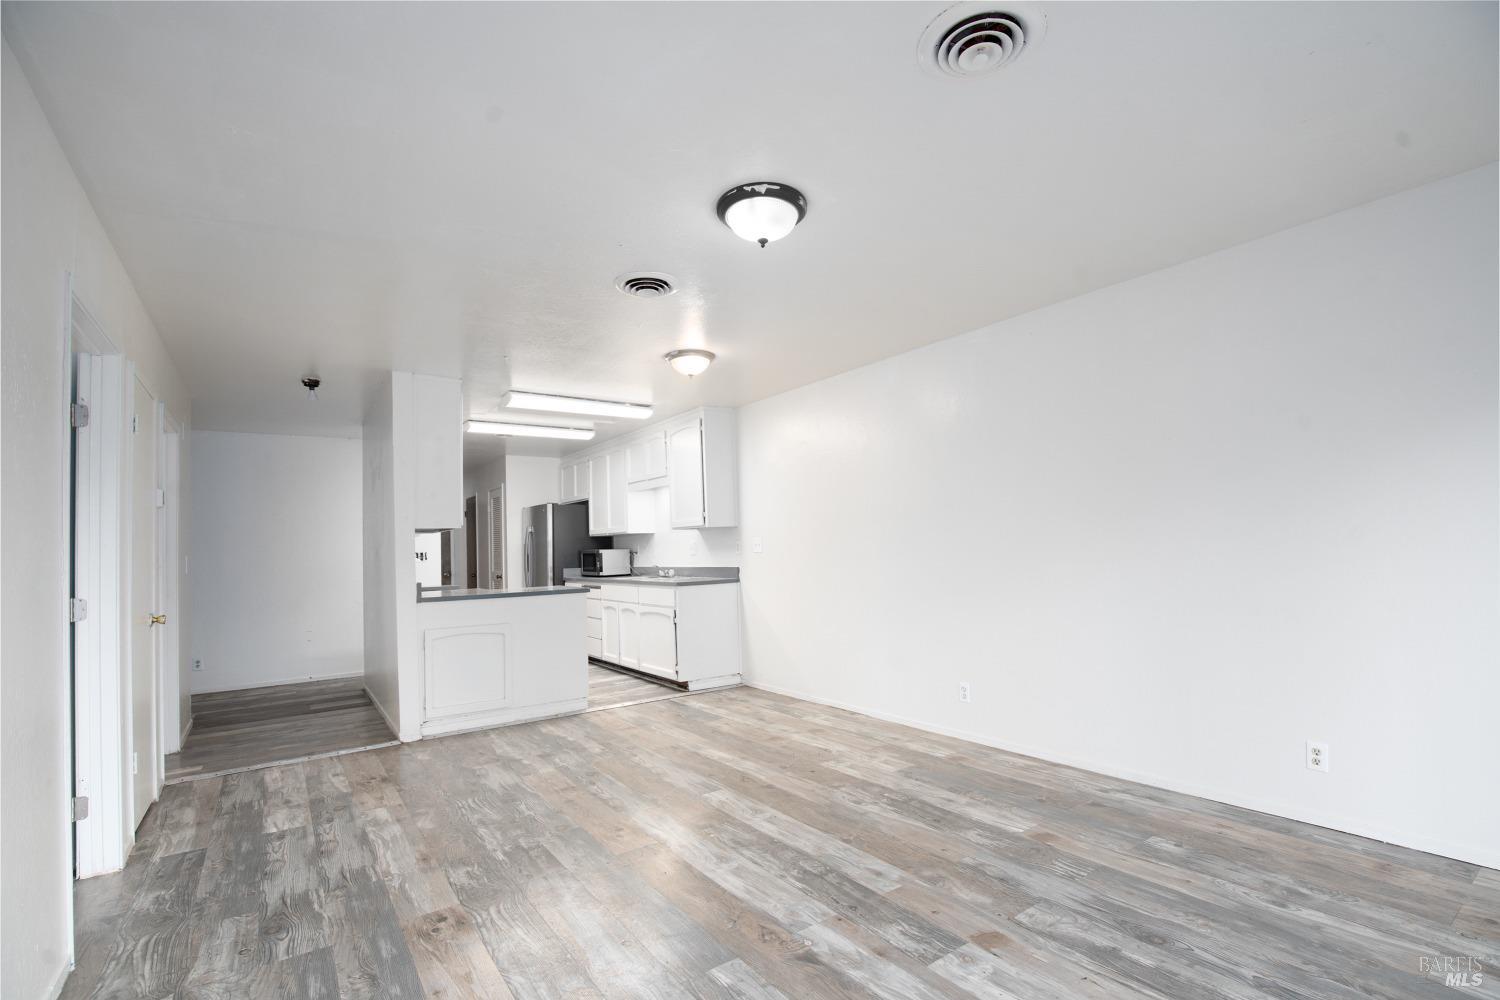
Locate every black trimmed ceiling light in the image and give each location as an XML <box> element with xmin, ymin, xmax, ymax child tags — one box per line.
<box><xmin>665</xmin><ymin>349</ymin><xmax>715</xmax><ymax>377</ymax></box>
<box><xmin>716</xmin><ymin>182</ymin><xmax>807</xmax><ymax>247</ymax></box>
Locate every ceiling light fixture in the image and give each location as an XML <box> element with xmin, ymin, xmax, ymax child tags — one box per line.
<box><xmin>665</xmin><ymin>349</ymin><xmax>716</xmax><ymax>377</ymax></box>
<box><xmin>716</xmin><ymin>182</ymin><xmax>807</xmax><ymax>247</ymax></box>
<box><xmin>464</xmin><ymin>420</ymin><xmax>595</xmax><ymax>441</ymax></box>
<box><xmin>501</xmin><ymin>390</ymin><xmax>653</xmax><ymax>420</ymax></box>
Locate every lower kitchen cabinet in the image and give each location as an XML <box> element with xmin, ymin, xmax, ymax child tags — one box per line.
<box><xmin>587</xmin><ymin>582</ymin><xmax>741</xmax><ymax>689</ymax></box>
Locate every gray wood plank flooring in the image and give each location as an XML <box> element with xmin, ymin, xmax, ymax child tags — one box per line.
<box><xmin>165</xmin><ymin>677</ymin><xmax>396</xmax><ymax>783</ymax></box>
<box><xmin>72</xmin><ymin>685</ymin><xmax>1496</xmax><ymax>999</ymax></box>
<box><xmin>586</xmin><ymin>664</ymin><xmax>695</xmax><ymax>713</ymax></box>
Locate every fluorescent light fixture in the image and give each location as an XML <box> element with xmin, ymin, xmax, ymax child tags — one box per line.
<box><xmin>464</xmin><ymin>420</ymin><xmax>595</xmax><ymax>441</ymax></box>
<box><xmin>500</xmin><ymin>390</ymin><xmax>653</xmax><ymax>420</ymax></box>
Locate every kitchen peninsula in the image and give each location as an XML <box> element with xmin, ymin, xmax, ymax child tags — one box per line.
<box><xmin>415</xmin><ymin>584</ymin><xmax>589</xmax><ymax>737</ymax></box>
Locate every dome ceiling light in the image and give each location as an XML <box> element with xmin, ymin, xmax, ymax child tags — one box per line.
<box><xmin>665</xmin><ymin>349</ymin><xmax>715</xmax><ymax>377</ymax></box>
<box><xmin>716</xmin><ymin>182</ymin><xmax>807</xmax><ymax>247</ymax></box>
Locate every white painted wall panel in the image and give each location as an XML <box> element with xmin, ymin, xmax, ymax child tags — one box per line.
<box><xmin>737</xmin><ymin>165</ymin><xmax>1500</xmax><ymax>868</ymax></box>
<box><xmin>188</xmin><ymin>431</ymin><xmax>364</xmax><ymax>693</ymax></box>
<box><xmin>2</xmin><ymin>40</ymin><xmax>191</xmax><ymax>1000</ymax></box>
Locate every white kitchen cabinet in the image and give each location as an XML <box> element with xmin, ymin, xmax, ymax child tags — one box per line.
<box><xmin>635</xmin><ymin>605</ymin><xmax>677</xmax><ymax>678</ymax></box>
<box><xmin>616</xmin><ymin>603</ymin><xmax>639</xmax><ymax>668</ymax></box>
<box><xmin>560</xmin><ymin>459</ymin><xmax>589</xmax><ymax>504</ymax></box>
<box><xmin>667</xmin><ymin>408</ymin><xmax>738</xmax><ymax>528</ymax></box>
<box><xmin>626</xmin><ymin>431</ymin><xmax>668</xmax><ymax>488</ymax></box>
<box><xmin>587</xmin><ymin>449</ymin><xmax>632</xmax><ymax>535</ymax></box>
<box><xmin>585</xmin><ymin>582</ymin><xmax>741</xmax><ymax>690</ymax></box>
<box><xmin>600</xmin><ymin>601</ymin><xmax>621</xmax><ymax>661</ymax></box>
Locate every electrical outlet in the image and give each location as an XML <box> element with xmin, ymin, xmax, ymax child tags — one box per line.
<box><xmin>193</xmin><ymin>659</ymin><xmax>202</xmax><ymax>672</ymax></box>
<box><xmin>1306</xmin><ymin>741</ymin><xmax>1329</xmax><ymax>772</ymax></box>
<box><xmin>959</xmin><ymin>682</ymin><xmax>972</xmax><ymax>704</ymax></box>
<box><xmin>751</xmin><ymin>537</ymin><xmax>764</xmax><ymax>554</ymax></box>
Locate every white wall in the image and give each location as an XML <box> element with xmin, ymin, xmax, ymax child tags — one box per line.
<box><xmin>361</xmin><ymin>375</ymin><xmax>408</xmax><ymax>738</ymax></box>
<box><xmin>505</xmin><ymin>454</ymin><xmax>561</xmax><ymax>584</ymax></box>
<box><xmin>614</xmin><ymin>488</ymin><xmax>741</xmax><ymax>567</ymax></box>
<box><xmin>189</xmin><ymin>431</ymin><xmax>363</xmax><ymax>693</ymax></box>
<box><xmin>738</xmin><ymin>164</ymin><xmax>1499</xmax><ymax>869</ymax></box>
<box><xmin>2</xmin><ymin>40</ymin><xmax>191</xmax><ymax>1000</ymax></box>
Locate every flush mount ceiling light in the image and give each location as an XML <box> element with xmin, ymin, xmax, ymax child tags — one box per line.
<box><xmin>665</xmin><ymin>349</ymin><xmax>716</xmax><ymax>377</ymax></box>
<box><xmin>501</xmin><ymin>390</ymin><xmax>653</xmax><ymax>420</ymax></box>
<box><xmin>464</xmin><ymin>420</ymin><xmax>595</xmax><ymax>441</ymax></box>
<box><xmin>917</xmin><ymin>3</ymin><xmax>1045</xmax><ymax>78</ymax></box>
<box><xmin>716</xmin><ymin>182</ymin><xmax>807</xmax><ymax>247</ymax></box>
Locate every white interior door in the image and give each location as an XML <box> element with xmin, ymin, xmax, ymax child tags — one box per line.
<box><xmin>129</xmin><ymin>376</ymin><xmax>159</xmax><ymax>830</ymax></box>
<box><xmin>159</xmin><ymin>418</ymin><xmax>183</xmax><ymax>754</ymax></box>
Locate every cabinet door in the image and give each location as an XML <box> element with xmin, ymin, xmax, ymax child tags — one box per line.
<box><xmin>600</xmin><ymin>601</ymin><xmax>621</xmax><ymax>662</ymax></box>
<box><xmin>617</xmin><ymin>604</ymin><xmax>639</xmax><ymax>668</ymax></box>
<box><xmin>588</xmin><ymin>456</ymin><xmax>609</xmax><ymax>535</ymax></box>
<box><xmin>627</xmin><ymin>432</ymin><xmax>668</xmax><ymax>484</ymax></box>
<box><xmin>561</xmin><ymin>462</ymin><xmax>578</xmax><ymax>502</ymax></box>
<box><xmin>607</xmin><ymin>449</ymin><xmax>628</xmax><ymax>532</ymax></box>
<box><xmin>667</xmin><ymin>418</ymin><xmax>705</xmax><ymax>527</ymax></box>
<box><xmin>635</xmin><ymin>606</ymin><xmax>677</xmax><ymax>679</ymax></box>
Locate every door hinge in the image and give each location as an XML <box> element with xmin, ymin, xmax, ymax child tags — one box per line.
<box><xmin>70</xmin><ymin>796</ymin><xmax>89</xmax><ymax>822</ymax></box>
<box><xmin>71</xmin><ymin>402</ymin><xmax>90</xmax><ymax>429</ymax></box>
<box><xmin>69</xmin><ymin>598</ymin><xmax>88</xmax><ymax>623</ymax></box>
<box><xmin>131</xmin><ymin>414</ymin><xmax>139</xmax><ymax>433</ymax></box>
<box><xmin>155</xmin><ymin>488</ymin><xmax>165</xmax><ymax>508</ymax></box>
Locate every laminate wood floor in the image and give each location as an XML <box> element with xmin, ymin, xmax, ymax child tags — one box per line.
<box><xmin>586</xmin><ymin>663</ymin><xmax>694</xmax><ymax>713</ymax></box>
<box><xmin>165</xmin><ymin>677</ymin><xmax>396</xmax><ymax>783</ymax></box>
<box><xmin>73</xmin><ymin>686</ymin><xmax>1496</xmax><ymax>999</ymax></box>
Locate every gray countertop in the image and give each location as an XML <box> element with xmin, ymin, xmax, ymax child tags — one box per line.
<box><xmin>563</xmin><ymin>569</ymin><xmax>739</xmax><ymax>589</ymax></box>
<box><xmin>418</xmin><ymin>585</ymin><xmax>588</xmax><ymax>603</ymax></box>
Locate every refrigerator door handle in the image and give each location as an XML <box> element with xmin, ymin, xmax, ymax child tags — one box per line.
<box><xmin>524</xmin><ymin>527</ymin><xmax>534</xmax><ymax>586</ymax></box>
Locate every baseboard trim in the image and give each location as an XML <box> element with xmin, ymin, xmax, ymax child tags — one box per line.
<box><xmin>363</xmin><ymin>685</ymin><xmax>402</xmax><ymax>742</ymax></box>
<box><xmin>44</xmin><ymin>958</ymin><xmax>71</xmax><ymax>1000</ymax></box>
<box><xmin>191</xmin><ymin>670</ymin><xmax>365</xmax><ymax>696</ymax></box>
<box><xmin>179</xmin><ymin>714</ymin><xmax>194</xmax><ymax>745</ymax></box>
<box><xmin>743</xmin><ymin>678</ymin><xmax>1499</xmax><ymax>871</ymax></box>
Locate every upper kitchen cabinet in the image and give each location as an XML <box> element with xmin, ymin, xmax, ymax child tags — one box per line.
<box><xmin>667</xmin><ymin>407</ymin><xmax>738</xmax><ymax>528</ymax></box>
<box><xmin>564</xmin><ymin>406</ymin><xmax>736</xmax><ymax>533</ymax></box>
<box><xmin>560</xmin><ymin>458</ymin><xmax>589</xmax><ymax>504</ymax></box>
<box><xmin>412</xmin><ymin>373</ymin><xmax>463</xmax><ymax>529</ymax></box>
<box><xmin>626</xmin><ymin>431</ymin><xmax>668</xmax><ymax>489</ymax></box>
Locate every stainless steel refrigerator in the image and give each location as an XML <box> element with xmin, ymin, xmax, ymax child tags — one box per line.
<box><xmin>521</xmin><ymin>502</ymin><xmax>599</xmax><ymax>586</ymax></box>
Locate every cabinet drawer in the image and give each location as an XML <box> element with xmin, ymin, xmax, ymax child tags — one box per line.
<box><xmin>599</xmin><ymin>584</ymin><xmax>639</xmax><ymax>604</ymax></box>
<box><xmin>586</xmin><ymin>597</ymin><xmax>602</xmax><ymax>618</ymax></box>
<box><xmin>636</xmin><ymin>587</ymin><xmax>675</xmax><ymax>608</ymax></box>
<box><xmin>585</xmin><ymin>617</ymin><xmax>603</xmax><ymax>639</ymax></box>
<box><xmin>586</xmin><ymin>636</ymin><xmax>603</xmax><ymax>658</ymax></box>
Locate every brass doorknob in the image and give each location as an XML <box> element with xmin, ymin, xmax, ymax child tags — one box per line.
<box><xmin>149</xmin><ymin>614</ymin><xmax>167</xmax><ymax>626</ymax></box>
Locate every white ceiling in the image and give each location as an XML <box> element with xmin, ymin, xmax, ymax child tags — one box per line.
<box><xmin>6</xmin><ymin>2</ymin><xmax>1496</xmax><ymax>450</ymax></box>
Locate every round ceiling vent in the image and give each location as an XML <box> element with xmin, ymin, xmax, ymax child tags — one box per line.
<box><xmin>615</xmin><ymin>272</ymin><xmax>677</xmax><ymax>298</ymax></box>
<box><xmin>918</xmin><ymin>3</ymin><xmax>1045</xmax><ymax>78</ymax></box>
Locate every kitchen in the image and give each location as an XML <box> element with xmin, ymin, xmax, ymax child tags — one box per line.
<box><xmin>414</xmin><ymin>396</ymin><xmax>745</xmax><ymax>739</ymax></box>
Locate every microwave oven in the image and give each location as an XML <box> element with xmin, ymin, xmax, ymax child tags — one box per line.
<box><xmin>580</xmin><ymin>548</ymin><xmax>631</xmax><ymax>577</ymax></box>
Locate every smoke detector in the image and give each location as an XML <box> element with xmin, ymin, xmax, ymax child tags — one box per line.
<box><xmin>615</xmin><ymin>272</ymin><xmax>677</xmax><ymax>298</ymax></box>
<box><xmin>917</xmin><ymin>3</ymin><xmax>1045</xmax><ymax>78</ymax></box>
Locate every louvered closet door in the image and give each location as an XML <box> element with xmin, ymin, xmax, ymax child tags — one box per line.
<box><xmin>488</xmin><ymin>487</ymin><xmax>505</xmax><ymax>587</ymax></box>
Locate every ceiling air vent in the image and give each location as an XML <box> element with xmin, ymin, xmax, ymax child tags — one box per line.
<box><xmin>615</xmin><ymin>272</ymin><xmax>677</xmax><ymax>298</ymax></box>
<box><xmin>918</xmin><ymin>3</ymin><xmax>1045</xmax><ymax>78</ymax></box>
